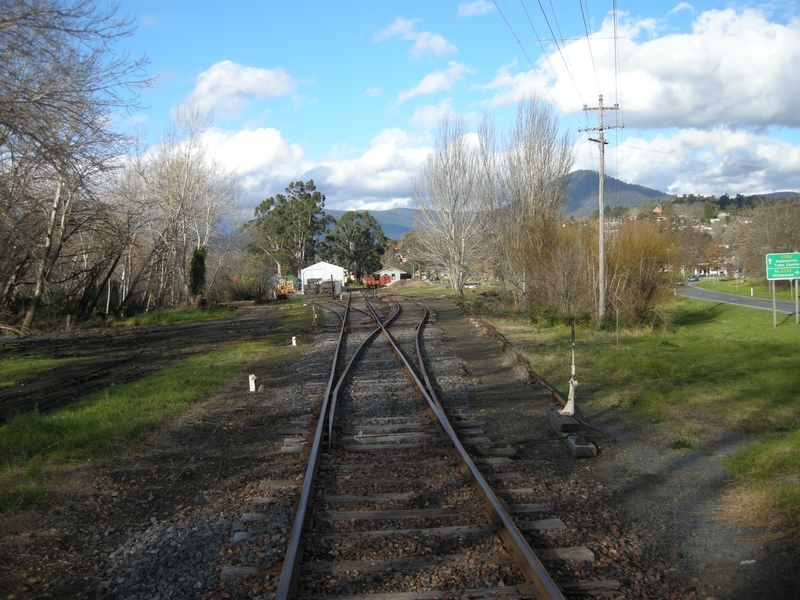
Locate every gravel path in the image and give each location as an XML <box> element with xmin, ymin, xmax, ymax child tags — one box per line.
<box><xmin>424</xmin><ymin>295</ymin><xmax>800</xmax><ymax>600</ymax></box>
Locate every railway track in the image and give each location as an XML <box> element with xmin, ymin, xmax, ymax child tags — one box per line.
<box><xmin>273</xmin><ymin>292</ymin><xmax>567</xmax><ymax>599</ymax></box>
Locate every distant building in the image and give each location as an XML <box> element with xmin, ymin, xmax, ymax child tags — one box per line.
<box><xmin>373</xmin><ymin>267</ymin><xmax>409</xmax><ymax>283</ymax></box>
<box><xmin>300</xmin><ymin>261</ymin><xmax>345</xmax><ymax>295</ymax></box>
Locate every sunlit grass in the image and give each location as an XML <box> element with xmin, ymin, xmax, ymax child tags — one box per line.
<box><xmin>483</xmin><ymin>297</ymin><xmax>800</xmax><ymax>517</ymax></box>
<box><xmin>110</xmin><ymin>305</ymin><xmax>238</xmax><ymax>327</ymax></box>
<box><xmin>0</xmin><ymin>356</ymin><xmax>83</xmax><ymax>388</ymax></box>
<box><xmin>0</xmin><ymin>300</ymin><xmax>313</xmax><ymax>514</ymax></box>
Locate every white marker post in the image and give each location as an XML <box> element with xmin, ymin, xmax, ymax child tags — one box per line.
<box><xmin>560</xmin><ymin>324</ymin><xmax>577</xmax><ymax>417</ymax></box>
<box><xmin>249</xmin><ymin>374</ymin><xmax>256</xmax><ymax>392</ymax></box>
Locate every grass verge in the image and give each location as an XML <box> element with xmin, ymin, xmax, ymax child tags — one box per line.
<box><xmin>0</xmin><ymin>301</ymin><xmax>312</xmax><ymax>514</ymax></box>
<box><xmin>108</xmin><ymin>305</ymin><xmax>238</xmax><ymax>327</ymax></box>
<box><xmin>478</xmin><ymin>296</ymin><xmax>800</xmax><ymax>527</ymax></box>
<box><xmin>0</xmin><ymin>356</ymin><xmax>83</xmax><ymax>388</ymax></box>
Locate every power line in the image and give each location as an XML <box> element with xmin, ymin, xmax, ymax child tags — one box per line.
<box><xmin>578</xmin><ymin>0</ymin><xmax>602</xmax><ymax>93</ymax></box>
<box><xmin>528</xmin><ymin>0</ymin><xmax>587</xmax><ymax>106</ymax></box>
<box><xmin>492</xmin><ymin>0</ymin><xmax>582</xmax><ymax>129</ymax></box>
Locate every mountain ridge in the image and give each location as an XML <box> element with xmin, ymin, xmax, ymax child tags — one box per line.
<box><xmin>324</xmin><ymin>172</ymin><xmax>797</xmax><ymax>238</ymax></box>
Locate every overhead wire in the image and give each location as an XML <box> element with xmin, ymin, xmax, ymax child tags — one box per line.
<box><xmin>612</xmin><ymin>0</ymin><xmax>621</xmax><ymax>199</ymax></box>
<box><xmin>525</xmin><ymin>0</ymin><xmax>587</xmax><ymax>107</ymax></box>
<box><xmin>578</xmin><ymin>0</ymin><xmax>602</xmax><ymax>94</ymax></box>
<box><xmin>492</xmin><ymin>0</ymin><xmax>582</xmax><ymax>130</ymax></box>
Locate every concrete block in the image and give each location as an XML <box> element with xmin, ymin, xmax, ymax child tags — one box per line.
<box><xmin>546</xmin><ymin>407</ymin><xmax>581</xmax><ymax>434</ymax></box>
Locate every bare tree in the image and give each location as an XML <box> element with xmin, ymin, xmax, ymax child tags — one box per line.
<box><xmin>0</xmin><ymin>0</ymin><xmax>150</xmax><ymax>327</ymax></box>
<box><xmin>412</xmin><ymin>115</ymin><xmax>487</xmax><ymax>295</ymax></box>
<box><xmin>730</xmin><ymin>199</ymin><xmax>800</xmax><ymax>276</ymax></box>
<box><xmin>486</xmin><ymin>97</ymin><xmax>574</xmax><ymax>310</ymax></box>
<box><xmin>134</xmin><ymin>107</ymin><xmax>240</xmax><ymax>307</ymax></box>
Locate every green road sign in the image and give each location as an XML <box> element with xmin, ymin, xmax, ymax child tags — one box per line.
<box><xmin>766</xmin><ymin>252</ymin><xmax>800</xmax><ymax>280</ymax></box>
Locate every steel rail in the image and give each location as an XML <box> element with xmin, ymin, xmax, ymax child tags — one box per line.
<box><xmin>386</xmin><ymin>294</ymin><xmax>566</xmax><ymax>600</ymax></box>
<box><xmin>275</xmin><ymin>295</ymin><xmax>350</xmax><ymax>600</ymax></box>
<box><xmin>458</xmin><ymin>302</ymin><xmax>609</xmax><ymax>439</ymax></box>
<box><xmin>459</xmin><ymin>302</ymin><xmax>567</xmax><ymax>407</ymax></box>
<box><xmin>325</xmin><ymin>293</ymin><xmax>401</xmax><ymax>450</ymax></box>
<box><xmin>279</xmin><ymin>293</ymin><xmax>563</xmax><ymax>599</ymax></box>
<box><xmin>276</xmin><ymin>292</ymin><xmax>402</xmax><ymax>599</ymax></box>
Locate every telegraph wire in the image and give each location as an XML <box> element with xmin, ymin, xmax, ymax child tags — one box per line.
<box><xmin>519</xmin><ymin>0</ymin><xmax>583</xmax><ymax>109</ymax></box>
<box><xmin>527</xmin><ymin>0</ymin><xmax>587</xmax><ymax>106</ymax></box>
<box><xmin>578</xmin><ymin>0</ymin><xmax>602</xmax><ymax>93</ymax></box>
<box><xmin>492</xmin><ymin>0</ymin><xmax>583</xmax><ymax>130</ymax></box>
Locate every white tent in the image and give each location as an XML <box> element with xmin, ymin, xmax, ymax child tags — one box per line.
<box><xmin>300</xmin><ymin>261</ymin><xmax>345</xmax><ymax>295</ymax></box>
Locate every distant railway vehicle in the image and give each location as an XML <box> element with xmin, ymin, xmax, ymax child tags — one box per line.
<box><xmin>362</xmin><ymin>276</ymin><xmax>381</xmax><ymax>288</ymax></box>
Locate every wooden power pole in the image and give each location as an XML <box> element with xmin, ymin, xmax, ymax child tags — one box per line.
<box><xmin>581</xmin><ymin>95</ymin><xmax>623</xmax><ymax>322</ymax></box>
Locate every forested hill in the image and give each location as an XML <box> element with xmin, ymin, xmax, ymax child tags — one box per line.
<box><xmin>564</xmin><ymin>170</ymin><xmax>671</xmax><ymax>217</ymax></box>
<box><xmin>325</xmin><ymin>170</ymin><xmax>672</xmax><ymax>238</ymax></box>
<box><xmin>325</xmin><ymin>208</ymin><xmax>420</xmax><ymax>240</ymax></box>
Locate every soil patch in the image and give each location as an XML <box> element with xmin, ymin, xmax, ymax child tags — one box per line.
<box><xmin>0</xmin><ymin>304</ymin><xmax>285</xmax><ymax>424</ymax></box>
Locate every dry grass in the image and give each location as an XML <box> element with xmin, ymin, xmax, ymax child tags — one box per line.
<box><xmin>718</xmin><ymin>487</ymin><xmax>800</xmax><ymax>545</ymax></box>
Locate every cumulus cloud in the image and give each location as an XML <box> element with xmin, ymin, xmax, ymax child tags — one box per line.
<box><xmin>397</xmin><ymin>62</ymin><xmax>473</xmax><ymax>104</ymax></box>
<box><xmin>575</xmin><ymin>128</ymin><xmax>800</xmax><ymax>196</ymax></box>
<box><xmin>201</xmin><ymin>126</ymin><xmax>432</xmax><ymax>210</ymax></box>
<box><xmin>411</xmin><ymin>99</ymin><xmax>454</xmax><ymax>128</ymax></box>
<box><xmin>375</xmin><ymin>18</ymin><xmax>457</xmax><ymax>58</ymax></box>
<box><xmin>184</xmin><ymin>60</ymin><xmax>298</xmax><ymax>117</ymax></box>
<box><xmin>319</xmin><ymin>129</ymin><xmax>431</xmax><ymax>209</ymax></box>
<box><xmin>485</xmin><ymin>8</ymin><xmax>800</xmax><ymax>130</ymax></box>
<box><xmin>458</xmin><ymin>1</ymin><xmax>494</xmax><ymax>17</ymax></box>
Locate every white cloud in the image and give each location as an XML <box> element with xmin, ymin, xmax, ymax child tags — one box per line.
<box><xmin>363</xmin><ymin>87</ymin><xmax>382</xmax><ymax>98</ymax></box>
<box><xmin>411</xmin><ymin>99</ymin><xmax>454</xmax><ymax>128</ymax></box>
<box><xmin>485</xmin><ymin>9</ymin><xmax>800</xmax><ymax>130</ymax></box>
<box><xmin>668</xmin><ymin>3</ymin><xmax>694</xmax><ymax>16</ymax></box>
<box><xmin>184</xmin><ymin>60</ymin><xmax>298</xmax><ymax>117</ymax></box>
<box><xmin>202</xmin><ymin>126</ymin><xmax>432</xmax><ymax>211</ymax></box>
<box><xmin>458</xmin><ymin>0</ymin><xmax>494</xmax><ymax>18</ymax></box>
<box><xmin>319</xmin><ymin>129</ymin><xmax>431</xmax><ymax>209</ymax></box>
<box><xmin>397</xmin><ymin>62</ymin><xmax>473</xmax><ymax>104</ymax></box>
<box><xmin>576</xmin><ymin>128</ymin><xmax>800</xmax><ymax>196</ymax></box>
<box><xmin>203</xmin><ymin>127</ymin><xmax>308</xmax><ymax>203</ymax></box>
<box><xmin>375</xmin><ymin>17</ymin><xmax>457</xmax><ymax>58</ymax></box>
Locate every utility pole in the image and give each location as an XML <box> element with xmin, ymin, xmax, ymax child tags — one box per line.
<box><xmin>580</xmin><ymin>95</ymin><xmax>623</xmax><ymax>322</ymax></box>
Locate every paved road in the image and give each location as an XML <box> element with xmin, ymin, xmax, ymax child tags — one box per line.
<box><xmin>677</xmin><ymin>284</ymin><xmax>798</xmax><ymax>314</ymax></box>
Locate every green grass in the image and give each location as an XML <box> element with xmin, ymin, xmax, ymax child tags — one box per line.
<box><xmin>0</xmin><ymin>356</ymin><xmax>83</xmax><ymax>388</ymax></box>
<box><xmin>485</xmin><ymin>297</ymin><xmax>800</xmax><ymax>517</ymax></box>
<box><xmin>0</xmin><ymin>300</ymin><xmax>313</xmax><ymax>514</ymax></box>
<box><xmin>110</xmin><ymin>305</ymin><xmax>238</xmax><ymax>327</ymax></box>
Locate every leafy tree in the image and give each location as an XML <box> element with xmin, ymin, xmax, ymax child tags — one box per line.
<box><xmin>189</xmin><ymin>247</ymin><xmax>207</xmax><ymax>298</ymax></box>
<box><xmin>702</xmin><ymin>200</ymin><xmax>717</xmax><ymax>223</ymax></box>
<box><xmin>247</xmin><ymin>180</ymin><xmax>332</xmax><ymax>278</ymax></box>
<box><xmin>318</xmin><ymin>211</ymin><xmax>386</xmax><ymax>280</ymax></box>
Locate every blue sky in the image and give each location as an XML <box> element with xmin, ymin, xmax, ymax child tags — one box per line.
<box><xmin>114</xmin><ymin>0</ymin><xmax>800</xmax><ymax>211</ymax></box>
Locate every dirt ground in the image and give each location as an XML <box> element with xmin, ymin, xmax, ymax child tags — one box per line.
<box><xmin>0</xmin><ymin>304</ymin><xmax>284</xmax><ymax>424</ymax></box>
<box><xmin>424</xmin><ymin>295</ymin><xmax>800</xmax><ymax>600</ymax></box>
<box><xmin>0</xmin><ymin>295</ymin><xmax>798</xmax><ymax>599</ymax></box>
